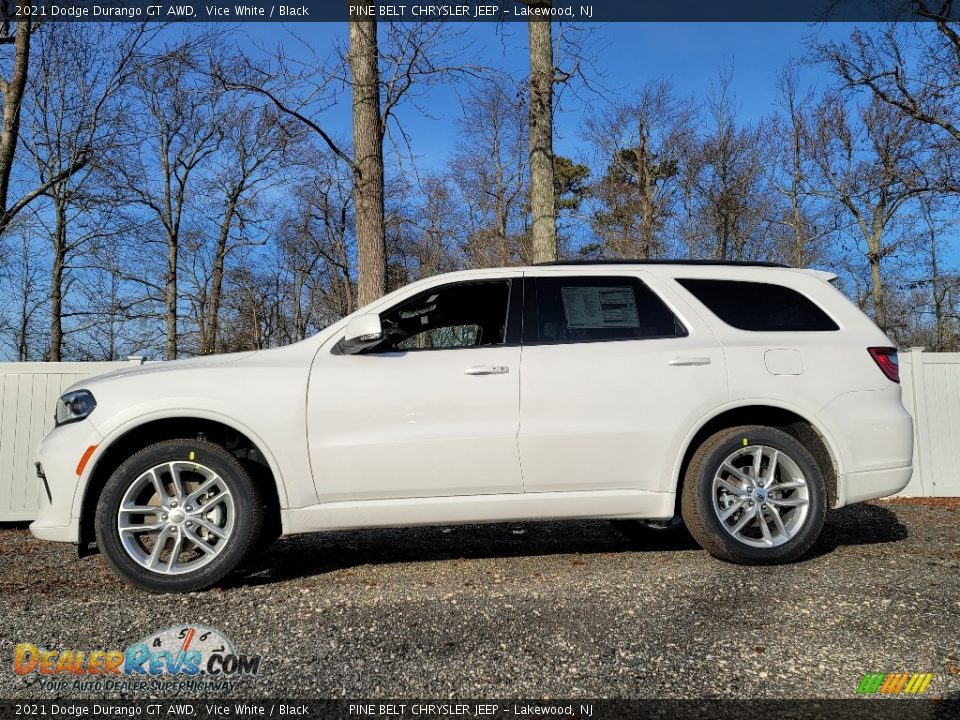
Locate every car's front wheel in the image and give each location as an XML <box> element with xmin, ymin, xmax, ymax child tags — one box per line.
<box><xmin>95</xmin><ymin>439</ymin><xmax>264</xmax><ymax>592</ymax></box>
<box><xmin>680</xmin><ymin>425</ymin><xmax>826</xmax><ymax>565</ymax></box>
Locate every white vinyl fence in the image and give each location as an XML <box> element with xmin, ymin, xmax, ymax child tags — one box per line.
<box><xmin>0</xmin><ymin>352</ymin><xmax>957</xmax><ymax>521</ymax></box>
<box><xmin>899</xmin><ymin>348</ymin><xmax>960</xmax><ymax>497</ymax></box>
<box><xmin>0</xmin><ymin>358</ymin><xmax>144</xmax><ymax>521</ymax></box>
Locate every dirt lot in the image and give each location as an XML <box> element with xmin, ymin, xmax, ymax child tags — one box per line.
<box><xmin>1</xmin><ymin>499</ymin><xmax>958</xmax><ymax>700</ymax></box>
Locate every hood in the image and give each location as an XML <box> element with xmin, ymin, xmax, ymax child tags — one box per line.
<box><xmin>74</xmin><ymin>351</ymin><xmax>259</xmax><ymax>388</ymax></box>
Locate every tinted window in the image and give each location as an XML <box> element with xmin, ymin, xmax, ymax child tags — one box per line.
<box><xmin>376</xmin><ymin>280</ymin><xmax>511</xmax><ymax>351</ymax></box>
<box><xmin>533</xmin><ymin>276</ymin><xmax>686</xmax><ymax>343</ymax></box>
<box><xmin>678</xmin><ymin>279</ymin><xmax>839</xmax><ymax>332</ymax></box>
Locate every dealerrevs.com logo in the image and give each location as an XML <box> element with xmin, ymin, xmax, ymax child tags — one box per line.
<box><xmin>856</xmin><ymin>673</ymin><xmax>934</xmax><ymax>695</ymax></box>
<box><xmin>13</xmin><ymin>625</ymin><xmax>260</xmax><ymax>693</ymax></box>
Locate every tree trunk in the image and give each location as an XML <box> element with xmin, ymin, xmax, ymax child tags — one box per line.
<box><xmin>165</xmin><ymin>236</ymin><xmax>178</xmax><ymax>360</ymax></box>
<box><xmin>868</xmin><ymin>231</ymin><xmax>885</xmax><ymax>332</ymax></box>
<box><xmin>0</xmin><ymin>11</ymin><xmax>31</xmax><ymax>235</ymax></box>
<box><xmin>348</xmin><ymin>13</ymin><xmax>386</xmax><ymax>307</ymax></box>
<box><xmin>528</xmin><ymin>11</ymin><xmax>557</xmax><ymax>263</ymax></box>
<box><xmin>16</xmin><ymin>231</ymin><xmax>30</xmax><ymax>361</ymax></box>
<box><xmin>48</xmin><ymin>195</ymin><xmax>67</xmax><ymax>362</ymax></box>
<box><xmin>204</xmin><ymin>193</ymin><xmax>239</xmax><ymax>354</ymax></box>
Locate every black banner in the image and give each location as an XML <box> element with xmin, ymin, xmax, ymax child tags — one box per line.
<box><xmin>1</xmin><ymin>700</ymin><xmax>959</xmax><ymax>720</ymax></box>
<box><xmin>4</xmin><ymin>0</ymin><xmax>960</xmax><ymax>23</ymax></box>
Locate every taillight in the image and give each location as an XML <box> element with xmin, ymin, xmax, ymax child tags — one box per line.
<box><xmin>868</xmin><ymin>347</ymin><xmax>900</xmax><ymax>383</ymax></box>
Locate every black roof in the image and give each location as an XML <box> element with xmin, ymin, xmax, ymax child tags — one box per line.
<box><xmin>535</xmin><ymin>259</ymin><xmax>790</xmax><ymax>268</ymax></box>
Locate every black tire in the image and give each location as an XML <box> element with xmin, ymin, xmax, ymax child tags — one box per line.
<box><xmin>611</xmin><ymin>516</ymin><xmax>686</xmax><ymax>542</ymax></box>
<box><xmin>680</xmin><ymin>425</ymin><xmax>826</xmax><ymax>565</ymax></box>
<box><xmin>95</xmin><ymin>439</ymin><xmax>264</xmax><ymax>593</ymax></box>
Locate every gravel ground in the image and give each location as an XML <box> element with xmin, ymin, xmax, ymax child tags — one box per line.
<box><xmin>0</xmin><ymin>499</ymin><xmax>958</xmax><ymax>700</ymax></box>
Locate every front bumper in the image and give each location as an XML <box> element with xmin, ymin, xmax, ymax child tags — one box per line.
<box><xmin>28</xmin><ymin>419</ymin><xmax>102</xmax><ymax>544</ymax></box>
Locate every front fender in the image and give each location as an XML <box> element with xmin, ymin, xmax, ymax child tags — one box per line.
<box><xmin>73</xmin><ymin>404</ymin><xmax>297</xmax><ymax>524</ymax></box>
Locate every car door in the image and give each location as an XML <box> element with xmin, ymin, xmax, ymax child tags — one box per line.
<box><xmin>307</xmin><ymin>276</ymin><xmax>524</xmax><ymax>502</ymax></box>
<box><xmin>518</xmin><ymin>271</ymin><xmax>727</xmax><ymax>494</ymax></box>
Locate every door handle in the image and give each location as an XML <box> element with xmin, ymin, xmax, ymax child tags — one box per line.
<box><xmin>464</xmin><ymin>365</ymin><xmax>510</xmax><ymax>376</ymax></box>
<box><xmin>668</xmin><ymin>356</ymin><xmax>712</xmax><ymax>367</ymax></box>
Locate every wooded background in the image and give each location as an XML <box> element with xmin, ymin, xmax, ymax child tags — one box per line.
<box><xmin>1</xmin><ymin>1</ymin><xmax>959</xmax><ymax>361</ymax></box>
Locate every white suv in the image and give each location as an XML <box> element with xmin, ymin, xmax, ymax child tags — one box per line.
<box><xmin>30</xmin><ymin>261</ymin><xmax>914</xmax><ymax>592</ymax></box>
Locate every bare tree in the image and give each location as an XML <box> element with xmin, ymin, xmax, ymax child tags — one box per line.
<box><xmin>527</xmin><ymin>10</ymin><xmax>557</xmax><ymax>262</ymax></box>
<box><xmin>189</xmin><ymin>103</ymin><xmax>293</xmax><ymax>354</ymax></box>
<box><xmin>585</xmin><ymin>81</ymin><xmax>693</xmax><ymax>259</ymax></box>
<box><xmin>681</xmin><ymin>71</ymin><xmax>769</xmax><ymax>261</ymax></box>
<box><xmin>0</xmin><ymin>218</ymin><xmax>42</xmax><ymax>360</ymax></box>
<box><xmin>0</xmin><ymin>12</ymin><xmax>150</xmax><ymax>238</ymax></box>
<box><xmin>0</xmin><ymin>1</ymin><xmax>32</xmax><ymax>237</ymax></box>
<box><xmin>449</xmin><ymin>80</ymin><xmax>529</xmax><ymax>268</ymax></box>
<box><xmin>217</xmin><ymin>21</ymin><xmax>480</xmax><ymax>308</ymax></box>
<box><xmin>904</xmin><ymin>195</ymin><xmax>960</xmax><ymax>350</ymax></box>
<box><xmin>113</xmin><ymin>48</ymin><xmax>223</xmax><ymax>359</ymax></box>
<box><xmin>810</xmin><ymin>93</ymin><xmax>930</xmax><ymax>331</ymax></box>
<box><xmin>818</xmin><ymin>3</ymin><xmax>960</xmax><ymax>194</ymax></box>
<box><xmin>348</xmin><ymin>11</ymin><xmax>387</xmax><ymax>305</ymax></box>
<box><xmin>765</xmin><ymin>68</ymin><xmax>840</xmax><ymax>269</ymax></box>
<box><xmin>391</xmin><ymin>172</ymin><xmax>464</xmax><ymax>283</ymax></box>
<box><xmin>22</xmin><ymin>24</ymin><xmax>148</xmax><ymax>360</ymax></box>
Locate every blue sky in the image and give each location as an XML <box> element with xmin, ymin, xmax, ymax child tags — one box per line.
<box><xmin>241</xmin><ymin>21</ymin><xmax>867</xmax><ymax>169</ymax></box>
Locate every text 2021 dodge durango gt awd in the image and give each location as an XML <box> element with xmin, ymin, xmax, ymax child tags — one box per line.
<box><xmin>30</xmin><ymin>261</ymin><xmax>914</xmax><ymax>592</ymax></box>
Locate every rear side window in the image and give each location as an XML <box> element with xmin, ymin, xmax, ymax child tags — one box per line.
<box><xmin>531</xmin><ymin>276</ymin><xmax>687</xmax><ymax>344</ymax></box>
<box><xmin>678</xmin><ymin>279</ymin><xmax>839</xmax><ymax>332</ymax></box>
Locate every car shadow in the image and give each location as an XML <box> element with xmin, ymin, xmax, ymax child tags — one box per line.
<box><xmin>225</xmin><ymin>502</ymin><xmax>909</xmax><ymax>587</ymax></box>
<box><xmin>226</xmin><ymin>519</ymin><xmax>699</xmax><ymax>587</ymax></box>
<box><xmin>803</xmin><ymin>502</ymin><xmax>909</xmax><ymax>560</ymax></box>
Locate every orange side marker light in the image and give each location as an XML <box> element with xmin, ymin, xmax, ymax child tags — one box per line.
<box><xmin>76</xmin><ymin>445</ymin><xmax>98</xmax><ymax>476</ymax></box>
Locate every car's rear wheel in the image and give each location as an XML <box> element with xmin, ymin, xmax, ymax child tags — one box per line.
<box><xmin>95</xmin><ymin>439</ymin><xmax>263</xmax><ymax>592</ymax></box>
<box><xmin>680</xmin><ymin>425</ymin><xmax>826</xmax><ymax>565</ymax></box>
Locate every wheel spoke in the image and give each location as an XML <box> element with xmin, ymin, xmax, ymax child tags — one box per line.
<box><xmin>168</xmin><ymin>463</ymin><xmax>186</xmax><ymax>502</ymax></box>
<box><xmin>768</xmin><ymin>504</ymin><xmax>788</xmax><ymax>537</ymax></box>
<box><xmin>722</xmin><ymin>463</ymin><xmax>753</xmax><ymax>486</ymax></box>
<box><xmin>194</xmin><ymin>517</ymin><xmax>229</xmax><ymax>539</ymax></box>
<box><xmin>185</xmin><ymin>476</ymin><xmax>219</xmax><ymax>506</ymax></box>
<box><xmin>147</xmin><ymin>527</ymin><xmax>172</xmax><ymax>568</ymax></box>
<box><xmin>119</xmin><ymin>504</ymin><xmax>161</xmax><ymax>514</ymax></box>
<box><xmin>166</xmin><ymin>531</ymin><xmax>184</xmax><ymax>572</ymax></box>
<box><xmin>752</xmin><ymin>447</ymin><xmax>764</xmax><ymax>480</ymax></box>
<box><xmin>185</xmin><ymin>526</ymin><xmax>220</xmax><ymax>557</ymax></box>
<box><xmin>769</xmin><ymin>496</ymin><xmax>808</xmax><ymax>507</ymax></box>
<box><xmin>762</xmin><ymin>450</ymin><xmax>780</xmax><ymax>487</ymax></box>
<box><xmin>147</xmin><ymin>469</ymin><xmax>169</xmax><ymax>505</ymax></box>
<box><xmin>200</xmin><ymin>490</ymin><xmax>229</xmax><ymax>509</ymax></box>
<box><xmin>730</xmin><ymin>505</ymin><xmax>757</xmax><ymax>536</ymax></box>
<box><xmin>757</xmin><ymin>509</ymin><xmax>774</xmax><ymax>546</ymax></box>
<box><xmin>769</xmin><ymin>479</ymin><xmax>806</xmax><ymax>492</ymax></box>
<box><xmin>717</xmin><ymin>477</ymin><xmax>747</xmax><ymax>496</ymax></box>
<box><xmin>120</xmin><ymin>522</ymin><xmax>164</xmax><ymax>534</ymax></box>
<box><xmin>718</xmin><ymin>499</ymin><xmax>745</xmax><ymax>522</ymax></box>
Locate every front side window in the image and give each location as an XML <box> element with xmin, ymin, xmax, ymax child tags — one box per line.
<box><xmin>531</xmin><ymin>276</ymin><xmax>686</xmax><ymax>344</ymax></box>
<box><xmin>677</xmin><ymin>279</ymin><xmax>839</xmax><ymax>332</ymax></box>
<box><xmin>375</xmin><ymin>280</ymin><xmax>511</xmax><ymax>352</ymax></box>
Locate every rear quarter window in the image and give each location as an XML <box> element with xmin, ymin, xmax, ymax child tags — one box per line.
<box><xmin>677</xmin><ymin>278</ymin><xmax>839</xmax><ymax>332</ymax></box>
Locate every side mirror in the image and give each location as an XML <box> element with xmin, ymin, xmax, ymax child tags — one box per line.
<box><xmin>337</xmin><ymin>313</ymin><xmax>384</xmax><ymax>354</ymax></box>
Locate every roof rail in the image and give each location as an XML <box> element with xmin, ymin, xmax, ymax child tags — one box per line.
<box><xmin>534</xmin><ymin>259</ymin><xmax>790</xmax><ymax>268</ymax></box>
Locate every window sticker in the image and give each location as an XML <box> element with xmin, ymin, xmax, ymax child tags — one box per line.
<box><xmin>561</xmin><ymin>286</ymin><xmax>640</xmax><ymax>328</ymax></box>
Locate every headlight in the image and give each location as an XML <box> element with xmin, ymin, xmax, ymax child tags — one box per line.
<box><xmin>55</xmin><ymin>390</ymin><xmax>97</xmax><ymax>426</ymax></box>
